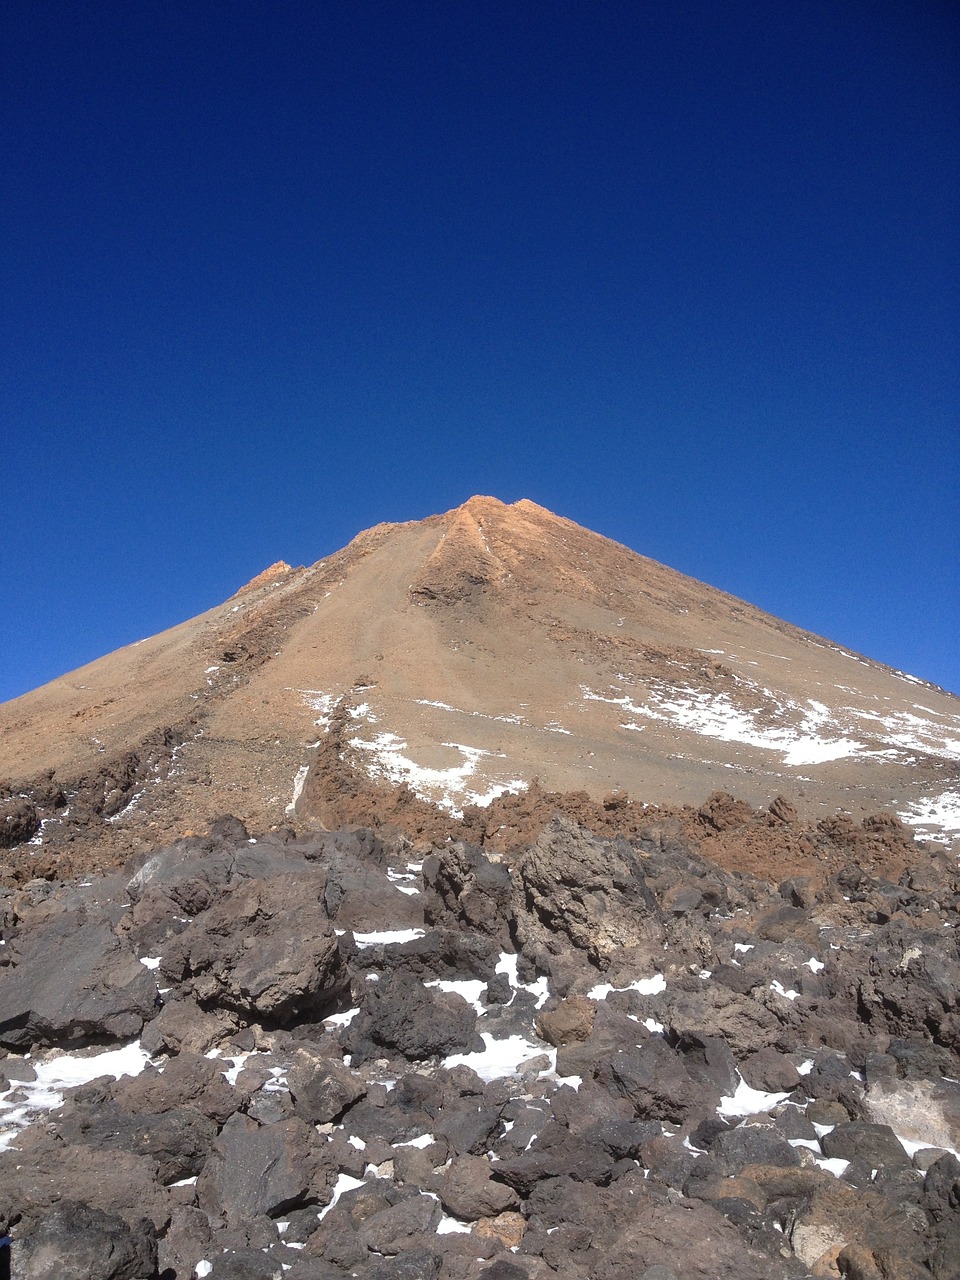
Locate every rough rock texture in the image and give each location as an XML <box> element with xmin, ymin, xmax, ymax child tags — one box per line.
<box><xmin>1</xmin><ymin>811</ymin><xmax>958</xmax><ymax>1280</ymax></box>
<box><xmin>160</xmin><ymin>875</ymin><xmax>347</xmax><ymax>1020</ymax></box>
<box><xmin>0</xmin><ymin>912</ymin><xmax>158</xmax><ymax>1048</ymax></box>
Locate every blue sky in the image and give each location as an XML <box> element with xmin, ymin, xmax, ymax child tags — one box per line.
<box><xmin>2</xmin><ymin>0</ymin><xmax>958</xmax><ymax>702</ymax></box>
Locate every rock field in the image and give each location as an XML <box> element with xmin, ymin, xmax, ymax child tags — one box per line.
<box><xmin>1</xmin><ymin>804</ymin><xmax>959</xmax><ymax>1279</ymax></box>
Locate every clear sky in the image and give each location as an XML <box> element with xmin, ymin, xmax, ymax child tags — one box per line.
<box><xmin>2</xmin><ymin>0</ymin><xmax>958</xmax><ymax>703</ymax></box>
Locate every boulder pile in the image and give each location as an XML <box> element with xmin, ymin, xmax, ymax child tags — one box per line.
<box><xmin>1</xmin><ymin>810</ymin><xmax>959</xmax><ymax>1280</ymax></box>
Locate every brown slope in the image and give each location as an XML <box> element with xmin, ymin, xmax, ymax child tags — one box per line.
<box><xmin>1</xmin><ymin>495</ymin><xmax>958</xmax><ymax>879</ymax></box>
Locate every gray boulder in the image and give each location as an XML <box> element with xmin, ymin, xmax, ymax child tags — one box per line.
<box><xmin>160</xmin><ymin>875</ymin><xmax>347</xmax><ymax>1020</ymax></box>
<box><xmin>342</xmin><ymin>971</ymin><xmax>480</xmax><ymax>1063</ymax></box>
<box><xmin>13</xmin><ymin>1200</ymin><xmax>157</xmax><ymax>1280</ymax></box>
<box><xmin>198</xmin><ymin>1113</ymin><xmax>336</xmax><ymax>1224</ymax></box>
<box><xmin>0</xmin><ymin>911</ymin><xmax>158</xmax><ymax>1049</ymax></box>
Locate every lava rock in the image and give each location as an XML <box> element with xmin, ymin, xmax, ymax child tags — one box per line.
<box><xmin>14</xmin><ymin>1199</ymin><xmax>157</xmax><ymax>1280</ymax></box>
<box><xmin>0</xmin><ymin>912</ymin><xmax>158</xmax><ymax>1049</ymax></box>
<box><xmin>160</xmin><ymin>875</ymin><xmax>347</xmax><ymax>1021</ymax></box>
<box><xmin>198</xmin><ymin>1113</ymin><xmax>335</xmax><ymax>1224</ymax></box>
<box><xmin>341</xmin><ymin>970</ymin><xmax>481</xmax><ymax>1063</ymax></box>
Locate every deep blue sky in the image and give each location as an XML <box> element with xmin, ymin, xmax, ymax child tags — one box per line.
<box><xmin>2</xmin><ymin>0</ymin><xmax>958</xmax><ymax>703</ymax></box>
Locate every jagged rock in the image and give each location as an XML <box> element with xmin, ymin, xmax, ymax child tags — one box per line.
<box><xmin>349</xmin><ymin>927</ymin><xmax>502</xmax><ymax>986</ymax></box>
<box><xmin>139</xmin><ymin>996</ymin><xmax>239</xmax><ymax>1055</ymax></box>
<box><xmin>157</xmin><ymin>1204</ymin><xmax>213</xmax><ymax>1280</ymax></box>
<box><xmin>535</xmin><ymin>996</ymin><xmax>595</xmax><ymax>1046</ymax></box>
<box><xmin>0</xmin><ymin>797</ymin><xmax>39</xmax><ymax>848</ymax></box>
<box><xmin>357</xmin><ymin>1191</ymin><xmax>442</xmax><ymax>1252</ymax></box>
<box><xmin>654</xmin><ymin>980</ymin><xmax>785</xmax><ymax>1057</ymax></box>
<box><xmin>740</xmin><ymin>1047</ymin><xmax>803</xmax><ymax>1092</ymax></box>
<box><xmin>669</xmin><ymin>1029</ymin><xmax>740</xmax><ymax>1095</ymax></box>
<box><xmin>836</xmin><ymin>1244</ymin><xmax>932</xmax><ymax>1280</ymax></box>
<box><xmin>594</xmin><ymin>1035</ymin><xmax>718</xmax><ymax>1123</ymax></box>
<box><xmin>0</xmin><ymin>912</ymin><xmax>158</xmax><ymax>1049</ymax></box>
<box><xmin>494</xmin><ymin>1121</ymin><xmax>616</xmax><ymax>1194</ymax></box>
<box><xmin>53</xmin><ymin>1098</ymin><xmax>217</xmax><ymax>1182</ymax></box>
<box><xmin>711</xmin><ymin>1123</ymin><xmax>804</xmax><ymax>1175</ymax></box>
<box><xmin>113</xmin><ymin>1052</ymin><xmax>239</xmax><ymax>1125</ymax></box>
<box><xmin>288</xmin><ymin>1046</ymin><xmax>367</xmax><ymax>1123</ymax></box>
<box><xmin>422</xmin><ymin>841</ymin><xmax>515</xmax><ymax>945</ymax></box>
<box><xmin>513</xmin><ymin>818</ymin><xmax>663</xmax><ymax>966</ymax></box>
<box><xmin>341</xmin><ymin>970</ymin><xmax>481</xmax><ymax>1063</ymax></box>
<box><xmin>437</xmin><ymin>1155</ymin><xmax>520</xmax><ymax>1220</ymax></box>
<box><xmin>205</xmin><ymin>1247</ymin><xmax>289</xmax><ymax>1279</ymax></box>
<box><xmin>863</xmin><ymin>1076</ymin><xmax>960</xmax><ymax>1156</ymax></box>
<box><xmin>822</xmin><ymin>1122</ymin><xmax>913</xmax><ymax>1170</ymax></box>
<box><xmin>160</xmin><ymin>875</ymin><xmax>347</xmax><ymax>1021</ymax></box>
<box><xmin>0</xmin><ymin>1137</ymin><xmax>169</xmax><ymax>1236</ymax></box>
<box><xmin>434</xmin><ymin>1096</ymin><xmax>502</xmax><ymax>1156</ymax></box>
<box><xmin>13</xmin><ymin>1200</ymin><xmax>157</xmax><ymax>1280</ymax></box>
<box><xmin>198</xmin><ymin>1113</ymin><xmax>336</xmax><ymax>1224</ymax></box>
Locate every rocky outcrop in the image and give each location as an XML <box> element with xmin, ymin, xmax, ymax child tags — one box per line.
<box><xmin>0</xmin><ymin>811</ymin><xmax>958</xmax><ymax>1280</ymax></box>
<box><xmin>0</xmin><ymin>912</ymin><xmax>158</xmax><ymax>1048</ymax></box>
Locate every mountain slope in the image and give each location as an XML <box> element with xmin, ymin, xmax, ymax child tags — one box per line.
<box><xmin>2</xmin><ymin>496</ymin><xmax>958</xmax><ymax>875</ymax></box>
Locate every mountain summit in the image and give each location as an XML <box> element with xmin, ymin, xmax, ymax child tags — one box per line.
<box><xmin>2</xmin><ymin>496</ymin><xmax>958</xmax><ymax>875</ymax></box>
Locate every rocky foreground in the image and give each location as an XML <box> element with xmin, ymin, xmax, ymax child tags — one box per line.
<box><xmin>1</xmin><ymin>805</ymin><xmax>959</xmax><ymax>1280</ymax></box>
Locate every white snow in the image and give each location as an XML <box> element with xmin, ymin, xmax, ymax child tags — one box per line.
<box><xmin>582</xmin><ymin>684</ymin><xmax>863</xmax><ymax>767</ymax></box>
<box><xmin>139</xmin><ymin>956</ymin><xmax>161</xmax><ymax>970</ymax></box>
<box><xmin>816</xmin><ymin>1157</ymin><xmax>850</xmax><ymax>1178</ymax></box>
<box><xmin>318</xmin><ymin>1173</ymin><xmax>366</xmax><ymax>1220</ymax></box>
<box><xmin>770</xmin><ymin>981</ymin><xmax>800</xmax><ymax>1001</ymax></box>
<box><xmin>717</xmin><ymin>1075</ymin><xmax>790</xmax><ymax>1118</ymax></box>
<box><xmin>495</xmin><ymin>953</ymin><xmax>551</xmax><ymax>1007</ymax></box>
<box><xmin>587</xmin><ymin>974</ymin><xmax>666</xmax><ymax>1000</ymax></box>
<box><xmin>442</xmin><ymin>1032</ymin><xmax>551</xmax><ymax>1082</ymax></box>
<box><xmin>899</xmin><ymin>789</ymin><xmax>960</xmax><ymax>837</ymax></box>
<box><xmin>804</xmin><ymin>957</ymin><xmax>825</xmax><ymax>973</ymax></box>
<box><xmin>349</xmin><ymin>732</ymin><xmax>526</xmax><ymax>816</ymax></box>
<box><xmin>0</xmin><ymin>1040</ymin><xmax>150</xmax><ymax>1150</ymax></box>
<box><xmin>352</xmin><ymin>929</ymin><xmax>426</xmax><ymax>948</ymax></box>
<box><xmin>394</xmin><ymin>1133</ymin><xmax>434</xmax><ymax>1149</ymax></box>
<box><xmin>426</xmin><ymin>978</ymin><xmax>488</xmax><ymax>1014</ymax></box>
<box><xmin>437</xmin><ymin>1214</ymin><xmax>472</xmax><ymax>1234</ymax></box>
<box><xmin>298</xmin><ymin>690</ymin><xmax>342</xmax><ymax>728</ymax></box>
<box><xmin>286</xmin><ymin>764</ymin><xmax>310</xmax><ymax>815</ymax></box>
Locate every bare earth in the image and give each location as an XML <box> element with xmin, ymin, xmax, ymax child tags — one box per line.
<box><xmin>2</xmin><ymin>496</ymin><xmax>958</xmax><ymax>881</ymax></box>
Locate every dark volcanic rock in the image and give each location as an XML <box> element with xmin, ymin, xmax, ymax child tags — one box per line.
<box><xmin>0</xmin><ymin>912</ymin><xmax>158</xmax><ymax>1049</ymax></box>
<box><xmin>113</xmin><ymin>1051</ymin><xmax>239</xmax><ymax>1124</ymax></box>
<box><xmin>14</xmin><ymin>1200</ymin><xmax>157</xmax><ymax>1280</ymax></box>
<box><xmin>821</xmin><ymin>1122</ymin><xmax>913</xmax><ymax>1170</ymax></box>
<box><xmin>0</xmin><ymin>797</ymin><xmax>40</xmax><ymax>848</ymax></box>
<box><xmin>710</xmin><ymin>1123</ymin><xmax>804</xmax><ymax>1175</ymax></box>
<box><xmin>423</xmin><ymin>841</ymin><xmax>515</xmax><ymax>945</ymax></box>
<box><xmin>54</xmin><ymin>1099</ymin><xmax>217</xmax><ymax>1183</ymax></box>
<box><xmin>341</xmin><ymin>970</ymin><xmax>480</xmax><ymax>1063</ymax></box>
<box><xmin>198</xmin><ymin>1113</ymin><xmax>336</xmax><ymax>1224</ymax></box>
<box><xmin>0</xmin><ymin>1138</ymin><xmax>169</xmax><ymax>1237</ymax></box>
<box><xmin>513</xmin><ymin>818</ymin><xmax>663</xmax><ymax>968</ymax></box>
<box><xmin>288</xmin><ymin>1046</ymin><xmax>366</xmax><ymax>1123</ymax></box>
<box><xmin>594</xmin><ymin>1036</ymin><xmax>718</xmax><ymax>1123</ymax></box>
<box><xmin>436</xmin><ymin>1154</ymin><xmax>520</xmax><ymax>1220</ymax></box>
<box><xmin>160</xmin><ymin>875</ymin><xmax>347</xmax><ymax>1021</ymax></box>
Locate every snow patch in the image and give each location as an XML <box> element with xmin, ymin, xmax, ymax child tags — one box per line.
<box><xmin>717</xmin><ymin>1075</ymin><xmax>790</xmax><ymax>1118</ymax></box>
<box><xmin>587</xmin><ymin>974</ymin><xmax>666</xmax><ymax>1000</ymax></box>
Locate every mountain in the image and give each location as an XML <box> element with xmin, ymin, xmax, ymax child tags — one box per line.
<box><xmin>3</xmin><ymin>498</ymin><xmax>960</xmax><ymax>1279</ymax></box>
<box><xmin>2</xmin><ymin>495</ymin><xmax>958</xmax><ymax>881</ymax></box>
